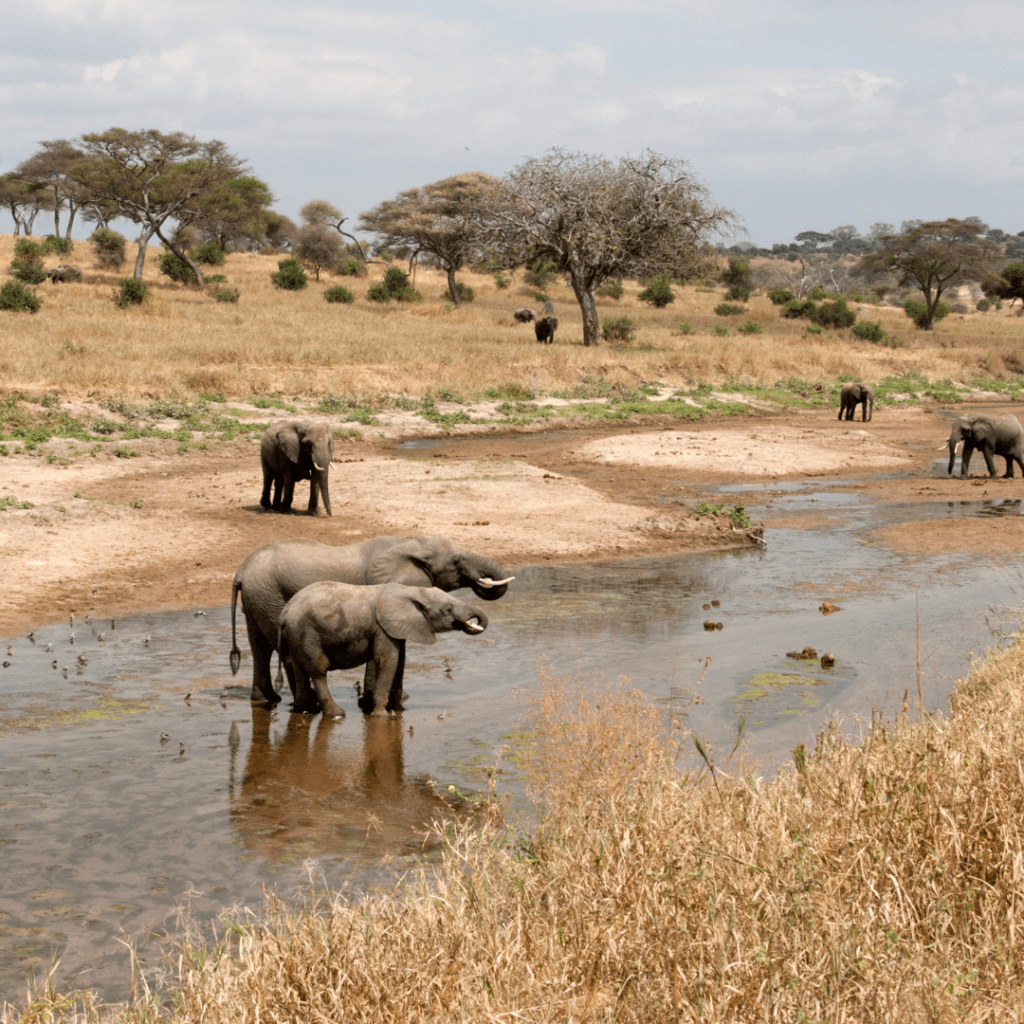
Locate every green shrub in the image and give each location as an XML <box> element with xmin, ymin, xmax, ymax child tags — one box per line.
<box><xmin>336</xmin><ymin>256</ymin><xmax>366</xmax><ymax>277</ymax></box>
<box><xmin>737</xmin><ymin>319</ymin><xmax>763</xmax><ymax>334</ymax></box>
<box><xmin>324</xmin><ymin>285</ymin><xmax>355</xmax><ymax>304</ymax></box>
<box><xmin>904</xmin><ymin>299</ymin><xmax>950</xmax><ymax>329</ymax></box>
<box><xmin>720</xmin><ymin>256</ymin><xmax>751</xmax><ymax>288</ymax></box>
<box><xmin>725</xmin><ymin>285</ymin><xmax>750</xmax><ymax>302</ymax></box>
<box><xmin>712</xmin><ymin>323</ymin><xmax>729</xmax><ymax>336</ymax></box>
<box><xmin>10</xmin><ymin>240</ymin><xmax>45</xmax><ymax>284</ymax></box>
<box><xmin>597</xmin><ymin>278</ymin><xmax>623</xmax><ymax>300</ymax></box>
<box><xmin>205</xmin><ymin>273</ymin><xmax>227</xmax><ymax>283</ymax></box>
<box><xmin>454</xmin><ymin>281</ymin><xmax>475</xmax><ymax>303</ymax></box>
<box><xmin>806</xmin><ymin>323</ymin><xmax>823</xmax><ymax>335</ymax></box>
<box><xmin>523</xmin><ymin>258</ymin><xmax>558</xmax><ymax>289</ymax></box>
<box><xmin>677</xmin><ymin>321</ymin><xmax>695</xmax><ymax>334</ymax></box>
<box><xmin>976</xmin><ymin>298</ymin><xmax>992</xmax><ymax>312</ymax></box>
<box><xmin>0</xmin><ymin>280</ymin><xmax>42</xmax><ymax>313</ymax></box>
<box><xmin>767</xmin><ymin>288</ymin><xmax>795</xmax><ymax>305</ymax></box>
<box><xmin>782</xmin><ymin>299</ymin><xmax>818</xmax><ymax>320</ymax></box>
<box><xmin>159</xmin><ymin>251</ymin><xmax>198</xmax><ymax>284</ymax></box>
<box><xmin>366</xmin><ymin>267</ymin><xmax>421</xmax><ymax>303</ymax></box>
<box><xmin>41</xmin><ymin>236</ymin><xmax>73</xmax><ymax>256</ymax></box>
<box><xmin>714</xmin><ymin>302</ymin><xmax>746</xmax><ymax>317</ymax></box>
<box><xmin>112</xmin><ymin>278</ymin><xmax>147</xmax><ymax>308</ymax></box>
<box><xmin>214</xmin><ymin>288</ymin><xmax>240</xmax><ymax>303</ymax></box>
<box><xmin>638</xmin><ymin>274</ymin><xmax>675</xmax><ymax>307</ymax></box>
<box><xmin>602</xmin><ymin>316</ymin><xmax>635</xmax><ymax>341</ymax></box>
<box><xmin>366</xmin><ymin>282</ymin><xmax>391</xmax><ymax>303</ymax></box>
<box><xmin>271</xmin><ymin>256</ymin><xmax>308</xmax><ymax>290</ymax></box>
<box><xmin>493</xmin><ymin>272</ymin><xmax>510</xmax><ymax>289</ymax></box>
<box><xmin>534</xmin><ymin>292</ymin><xmax>548</xmax><ymax>303</ymax></box>
<box><xmin>193</xmin><ymin>241</ymin><xmax>225</xmax><ymax>265</ymax></box>
<box><xmin>851</xmin><ymin>320</ymin><xmax>886</xmax><ymax>343</ymax></box>
<box><xmin>812</xmin><ymin>298</ymin><xmax>856</xmax><ymax>329</ymax></box>
<box><xmin>808</xmin><ymin>287</ymin><xmax>830</xmax><ymax>300</ymax></box>
<box><xmin>90</xmin><ymin>228</ymin><xmax>126</xmax><ymax>268</ymax></box>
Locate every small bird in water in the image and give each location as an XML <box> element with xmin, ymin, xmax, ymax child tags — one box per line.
<box><xmin>143</xmin><ymin>635</ymin><xmax>150</xmax><ymax>644</ymax></box>
<box><xmin>98</xmin><ymin>632</ymin><xmax>105</xmax><ymax>642</ymax></box>
<box><xmin>69</xmin><ymin>633</ymin><xmax>75</xmax><ymax>645</ymax></box>
<box><xmin>179</xmin><ymin>742</ymin><xmax>185</xmax><ymax>756</ymax></box>
<box><xmin>69</xmin><ymin>613</ymin><xmax>74</xmax><ymax>627</ymax></box>
<box><xmin>160</xmin><ymin>732</ymin><xmax>169</xmax><ymax>745</ymax></box>
<box><xmin>184</xmin><ymin>692</ymin><xmax>192</xmax><ymax>702</ymax></box>
<box><xmin>45</xmin><ymin>643</ymin><xmax>53</xmax><ymax>652</ymax></box>
<box><xmin>51</xmin><ymin>660</ymin><xmax>58</xmax><ymax>669</ymax></box>
<box><xmin>27</xmin><ymin>631</ymin><xmax>34</xmax><ymax>640</ymax></box>
<box><xmin>194</xmin><ymin>610</ymin><xmax>206</xmax><ymax>617</ymax></box>
<box><xmin>77</xmin><ymin>654</ymin><xmax>87</xmax><ymax>665</ymax></box>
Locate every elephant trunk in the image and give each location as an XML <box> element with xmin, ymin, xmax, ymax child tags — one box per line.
<box><xmin>458</xmin><ymin>605</ymin><xmax>489</xmax><ymax>634</ymax></box>
<box><xmin>461</xmin><ymin>553</ymin><xmax>514</xmax><ymax>601</ymax></box>
<box><xmin>317</xmin><ymin>468</ymin><xmax>332</xmax><ymax>516</ymax></box>
<box><xmin>948</xmin><ymin>434</ymin><xmax>961</xmax><ymax>475</ymax></box>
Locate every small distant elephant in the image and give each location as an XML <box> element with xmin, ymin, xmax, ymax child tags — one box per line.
<box><xmin>260</xmin><ymin>420</ymin><xmax>333</xmax><ymax>516</ymax></box>
<box><xmin>44</xmin><ymin>265</ymin><xmax>82</xmax><ymax>283</ymax></box>
<box><xmin>513</xmin><ymin>307</ymin><xmax>535</xmax><ymax>323</ymax></box>
<box><xmin>534</xmin><ymin>316</ymin><xmax>558</xmax><ymax>344</ymax></box>
<box><xmin>838</xmin><ymin>382</ymin><xmax>874</xmax><ymax>421</ymax></box>
<box><xmin>277</xmin><ymin>581</ymin><xmax>488</xmax><ymax>717</ymax></box>
<box><xmin>541</xmin><ymin>300</ymin><xmax>556</xmax><ymax>315</ymax></box>
<box><xmin>948</xmin><ymin>413</ymin><xmax>1024</xmax><ymax>478</ymax></box>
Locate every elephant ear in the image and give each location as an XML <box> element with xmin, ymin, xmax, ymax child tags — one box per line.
<box><xmin>972</xmin><ymin>419</ymin><xmax>995</xmax><ymax>443</ymax></box>
<box><xmin>277</xmin><ymin>424</ymin><xmax>302</xmax><ymax>464</ymax></box>
<box><xmin>376</xmin><ymin>584</ymin><xmax>436</xmax><ymax>645</ymax></box>
<box><xmin>366</xmin><ymin>539</ymin><xmax>433</xmax><ymax>587</ymax></box>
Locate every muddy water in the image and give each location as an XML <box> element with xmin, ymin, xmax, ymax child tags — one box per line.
<box><xmin>3</xmin><ymin>485</ymin><xmax>1023</xmax><ymax>1004</ymax></box>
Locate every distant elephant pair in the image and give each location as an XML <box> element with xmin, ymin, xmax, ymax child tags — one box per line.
<box><xmin>948</xmin><ymin>413</ymin><xmax>1024</xmax><ymax>478</ymax></box>
<box><xmin>230</xmin><ymin>535</ymin><xmax>514</xmax><ymax>716</ymax></box>
<box><xmin>44</xmin><ymin>264</ymin><xmax>82</xmax><ymax>283</ymax></box>
<box><xmin>838</xmin><ymin>382</ymin><xmax>874</xmax><ymax>421</ymax></box>
<box><xmin>260</xmin><ymin>420</ymin><xmax>333</xmax><ymax>516</ymax></box>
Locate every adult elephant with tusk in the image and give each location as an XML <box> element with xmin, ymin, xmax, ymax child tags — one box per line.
<box><xmin>229</xmin><ymin>535</ymin><xmax>514</xmax><ymax>703</ymax></box>
<box><xmin>947</xmin><ymin>413</ymin><xmax>1024</xmax><ymax>478</ymax></box>
<box><xmin>278</xmin><ymin>582</ymin><xmax>488</xmax><ymax>717</ymax></box>
<box><xmin>260</xmin><ymin>420</ymin><xmax>334</xmax><ymax>516</ymax></box>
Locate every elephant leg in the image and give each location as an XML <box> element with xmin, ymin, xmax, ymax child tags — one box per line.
<box><xmin>270</xmin><ymin>471</ymin><xmax>284</xmax><ymax>510</ymax></box>
<box><xmin>982</xmin><ymin>448</ymin><xmax>999</xmax><ymax>477</ymax></box>
<box><xmin>860</xmin><ymin>401</ymin><xmax>868</xmax><ymax>421</ymax></box>
<box><xmin>960</xmin><ymin>444</ymin><xmax>974</xmax><ymax>477</ymax></box>
<box><xmin>291</xmin><ymin>663</ymin><xmax>321</xmax><ymax>714</ymax></box>
<box><xmin>281</xmin><ymin>470</ymin><xmax>296</xmax><ymax>512</ymax></box>
<box><xmin>245</xmin><ymin>617</ymin><xmax>281</xmax><ymax>704</ymax></box>
<box><xmin>260</xmin><ymin>464</ymin><xmax>274</xmax><ymax>509</ymax></box>
<box><xmin>359</xmin><ymin>636</ymin><xmax>402</xmax><ymax>717</ymax></box>
<box><xmin>309</xmin><ymin>673</ymin><xmax>345</xmax><ymax>718</ymax></box>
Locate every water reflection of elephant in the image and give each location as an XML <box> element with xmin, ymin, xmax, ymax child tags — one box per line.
<box><xmin>228</xmin><ymin>707</ymin><xmax>448</xmax><ymax>860</ymax></box>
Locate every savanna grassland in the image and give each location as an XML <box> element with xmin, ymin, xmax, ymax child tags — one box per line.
<box><xmin>7</xmin><ymin>234</ymin><xmax>1024</xmax><ymax>1022</ymax></box>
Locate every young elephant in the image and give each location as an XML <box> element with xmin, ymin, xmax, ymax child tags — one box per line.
<box><xmin>277</xmin><ymin>581</ymin><xmax>488</xmax><ymax>717</ymax></box>
<box><xmin>838</xmin><ymin>382</ymin><xmax>874</xmax><ymax>421</ymax></box>
<box><xmin>534</xmin><ymin>316</ymin><xmax>557</xmax><ymax>344</ymax></box>
<box><xmin>260</xmin><ymin>420</ymin><xmax>333</xmax><ymax>516</ymax></box>
<box><xmin>948</xmin><ymin>413</ymin><xmax>1024</xmax><ymax>478</ymax></box>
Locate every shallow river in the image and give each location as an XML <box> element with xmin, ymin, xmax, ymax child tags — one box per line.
<box><xmin>2</xmin><ymin>472</ymin><xmax>1023</xmax><ymax>1004</ymax></box>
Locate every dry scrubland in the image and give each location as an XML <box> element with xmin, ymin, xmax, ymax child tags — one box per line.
<box><xmin>3</xmin><ymin>234</ymin><xmax>1024</xmax><ymax>402</ymax></box>
<box><xmin>8</xmin><ymin>653</ymin><xmax>1024</xmax><ymax>1022</ymax></box>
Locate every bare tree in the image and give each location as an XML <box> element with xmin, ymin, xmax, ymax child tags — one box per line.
<box><xmin>13</xmin><ymin>140</ymin><xmax>89</xmax><ymax>239</ymax></box>
<box><xmin>860</xmin><ymin>219</ymin><xmax>1002</xmax><ymax>329</ymax></box>
<box><xmin>358</xmin><ymin>174</ymin><xmax>497</xmax><ymax>305</ymax></box>
<box><xmin>478</xmin><ymin>149</ymin><xmax>735</xmax><ymax>345</ymax></box>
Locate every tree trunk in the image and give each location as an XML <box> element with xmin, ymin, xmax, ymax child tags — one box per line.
<box><xmin>25</xmin><ymin>209</ymin><xmax>39</xmax><ymax>235</ymax></box>
<box><xmin>133</xmin><ymin>226</ymin><xmax>154</xmax><ymax>279</ymax></box>
<box><xmin>570</xmin><ymin>272</ymin><xmax>599</xmax><ymax>345</ymax></box>
<box><xmin>65</xmin><ymin>205</ymin><xmax>77</xmax><ymax>240</ymax></box>
<box><xmin>446</xmin><ymin>265</ymin><xmax>461</xmax><ymax>305</ymax></box>
<box><xmin>53</xmin><ymin>187</ymin><xmax>61</xmax><ymax>238</ymax></box>
<box><xmin>155</xmin><ymin>225</ymin><xmax>205</xmax><ymax>286</ymax></box>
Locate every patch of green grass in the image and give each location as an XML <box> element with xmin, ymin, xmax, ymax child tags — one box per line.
<box><xmin>483</xmin><ymin>383</ymin><xmax>536</xmax><ymax>401</ymax></box>
<box><xmin>314</xmin><ymin>393</ymin><xmax>380</xmax><ymax>424</ymax></box>
<box><xmin>251</xmin><ymin>395</ymin><xmax>299</xmax><ymax>413</ymax></box>
<box><xmin>112</xmin><ymin>447</ymin><xmax>138</xmax><ymax>459</ymax></box>
<box><xmin>0</xmin><ymin>495</ymin><xmax>34</xmax><ymax>510</ymax></box>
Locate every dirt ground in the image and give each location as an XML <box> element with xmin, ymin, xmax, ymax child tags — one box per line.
<box><xmin>3</xmin><ymin>402</ymin><xmax>1023</xmax><ymax>635</ymax></box>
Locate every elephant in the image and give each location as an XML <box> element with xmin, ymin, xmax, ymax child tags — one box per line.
<box><xmin>43</xmin><ymin>264</ymin><xmax>82</xmax><ymax>283</ymax></box>
<box><xmin>948</xmin><ymin>413</ymin><xmax>1024</xmax><ymax>478</ymax></box>
<box><xmin>513</xmin><ymin>307</ymin><xmax>535</xmax><ymax>323</ymax></box>
<box><xmin>541</xmin><ymin>300</ymin><xmax>556</xmax><ymax>315</ymax></box>
<box><xmin>534</xmin><ymin>316</ymin><xmax>558</xmax><ymax>344</ymax></box>
<box><xmin>260</xmin><ymin>420</ymin><xmax>333</xmax><ymax>516</ymax></box>
<box><xmin>838</xmin><ymin>382</ymin><xmax>874</xmax><ymax>422</ymax></box>
<box><xmin>229</xmin><ymin>534</ymin><xmax>514</xmax><ymax>703</ymax></box>
<box><xmin>277</xmin><ymin>581</ymin><xmax>488</xmax><ymax>717</ymax></box>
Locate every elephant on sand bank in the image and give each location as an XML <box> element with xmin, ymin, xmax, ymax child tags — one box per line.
<box><xmin>838</xmin><ymin>382</ymin><xmax>874</xmax><ymax>421</ymax></box>
<box><xmin>948</xmin><ymin>413</ymin><xmax>1024</xmax><ymax>478</ymax></box>
<box><xmin>260</xmin><ymin>420</ymin><xmax>333</xmax><ymax>516</ymax></box>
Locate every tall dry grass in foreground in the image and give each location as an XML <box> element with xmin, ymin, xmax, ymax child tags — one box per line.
<box><xmin>10</xmin><ymin>644</ymin><xmax>1024</xmax><ymax>1022</ymax></box>
<box><xmin>2</xmin><ymin>233</ymin><xmax>1022</xmax><ymax>402</ymax></box>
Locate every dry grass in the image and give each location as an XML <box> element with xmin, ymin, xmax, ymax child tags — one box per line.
<box><xmin>11</xmin><ymin>644</ymin><xmax>1024</xmax><ymax>1022</ymax></box>
<box><xmin>3</xmin><ymin>234</ymin><xmax>1023</xmax><ymax>403</ymax></box>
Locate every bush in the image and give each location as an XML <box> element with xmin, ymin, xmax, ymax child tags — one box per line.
<box><xmin>366</xmin><ymin>282</ymin><xmax>390</xmax><ymax>303</ymax></box>
<box><xmin>336</xmin><ymin>256</ymin><xmax>366</xmax><ymax>277</ymax></box>
<box><xmin>904</xmin><ymin>299</ymin><xmax>950</xmax><ymax>329</ymax></box>
<box><xmin>602</xmin><ymin>316</ymin><xmax>636</xmax><ymax>341</ymax></box>
<box><xmin>523</xmin><ymin>258</ymin><xmax>558</xmax><ymax>289</ymax></box>
<box><xmin>767</xmin><ymin>288</ymin><xmax>795</xmax><ymax>305</ymax></box>
<box><xmin>737</xmin><ymin>320</ymin><xmax>763</xmax><ymax>334</ymax></box>
<box><xmin>976</xmin><ymin>298</ymin><xmax>992</xmax><ymax>312</ymax></box>
<box><xmin>950</xmin><ymin>302</ymin><xmax>969</xmax><ymax>314</ymax></box>
<box><xmin>112</xmin><ymin>278</ymin><xmax>147</xmax><ymax>308</ymax></box>
<box><xmin>41</xmin><ymin>236</ymin><xmax>73</xmax><ymax>256</ymax></box>
<box><xmin>159</xmin><ymin>251</ymin><xmax>198</xmax><ymax>284</ymax></box>
<box><xmin>0</xmin><ymin>280</ymin><xmax>42</xmax><ymax>313</ymax></box>
<box><xmin>812</xmin><ymin>298</ymin><xmax>856</xmax><ymax>329</ymax></box>
<box><xmin>214</xmin><ymin>288</ymin><xmax>240</xmax><ymax>303</ymax></box>
<box><xmin>808</xmin><ymin>287</ymin><xmax>830</xmax><ymax>300</ymax></box>
<box><xmin>90</xmin><ymin>228</ymin><xmax>126</xmax><ymax>268</ymax></box>
<box><xmin>454</xmin><ymin>281</ymin><xmax>475</xmax><ymax>303</ymax></box>
<box><xmin>271</xmin><ymin>256</ymin><xmax>308</xmax><ymax>290</ymax></box>
<box><xmin>637</xmin><ymin>275</ymin><xmax>675</xmax><ymax>307</ymax></box>
<box><xmin>725</xmin><ymin>285</ymin><xmax>750</xmax><ymax>302</ymax></box>
<box><xmin>206</xmin><ymin>273</ymin><xmax>227</xmax><ymax>283</ymax></box>
<box><xmin>493</xmin><ymin>272</ymin><xmax>510</xmax><ymax>289</ymax></box>
<box><xmin>10</xmin><ymin>240</ymin><xmax>45</xmax><ymax>284</ymax></box>
<box><xmin>714</xmin><ymin>302</ymin><xmax>746</xmax><ymax>317</ymax></box>
<box><xmin>324</xmin><ymin>285</ymin><xmax>355</xmax><ymax>304</ymax></box>
<box><xmin>782</xmin><ymin>299</ymin><xmax>818</xmax><ymax>320</ymax></box>
<box><xmin>193</xmin><ymin>241</ymin><xmax>225</xmax><ymax>265</ymax></box>
<box><xmin>534</xmin><ymin>292</ymin><xmax>548</xmax><ymax>303</ymax></box>
<box><xmin>712</xmin><ymin>323</ymin><xmax>729</xmax><ymax>336</ymax></box>
<box><xmin>851</xmin><ymin>320</ymin><xmax>886</xmax><ymax>343</ymax></box>
<box><xmin>367</xmin><ymin>267</ymin><xmax>421</xmax><ymax>303</ymax></box>
<box><xmin>720</xmin><ymin>256</ymin><xmax>751</xmax><ymax>288</ymax></box>
<box><xmin>596</xmin><ymin>278</ymin><xmax>623</xmax><ymax>300</ymax></box>
<box><xmin>677</xmin><ymin>321</ymin><xmax>695</xmax><ymax>334</ymax></box>
<box><xmin>806</xmin><ymin>323</ymin><xmax>823</xmax><ymax>334</ymax></box>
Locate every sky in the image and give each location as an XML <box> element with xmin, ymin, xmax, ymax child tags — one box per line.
<box><xmin>2</xmin><ymin>0</ymin><xmax>1023</xmax><ymax>247</ymax></box>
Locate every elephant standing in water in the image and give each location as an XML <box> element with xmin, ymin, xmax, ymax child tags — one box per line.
<box><xmin>838</xmin><ymin>382</ymin><xmax>874</xmax><ymax>421</ymax></box>
<box><xmin>278</xmin><ymin>582</ymin><xmax>488</xmax><ymax>717</ymax></box>
<box><xmin>948</xmin><ymin>413</ymin><xmax>1024</xmax><ymax>478</ymax></box>
<box><xmin>260</xmin><ymin>420</ymin><xmax>333</xmax><ymax>516</ymax></box>
<box><xmin>229</xmin><ymin>535</ymin><xmax>514</xmax><ymax>703</ymax></box>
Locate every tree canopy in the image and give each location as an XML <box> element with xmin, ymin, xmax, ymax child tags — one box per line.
<box><xmin>859</xmin><ymin>219</ymin><xmax>1002</xmax><ymax>329</ymax></box>
<box><xmin>359</xmin><ymin>173</ymin><xmax>497</xmax><ymax>305</ymax></box>
<box><xmin>12</xmin><ymin>140</ymin><xmax>88</xmax><ymax>239</ymax></box>
<box><xmin>478</xmin><ymin>149</ymin><xmax>735</xmax><ymax>345</ymax></box>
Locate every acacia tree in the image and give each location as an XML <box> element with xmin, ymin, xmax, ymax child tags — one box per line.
<box><xmin>478</xmin><ymin>150</ymin><xmax>734</xmax><ymax>345</ymax></box>
<box><xmin>0</xmin><ymin>173</ymin><xmax>52</xmax><ymax>236</ymax></box>
<box><xmin>13</xmin><ymin>140</ymin><xmax>89</xmax><ymax>239</ymax></box>
<box><xmin>68</xmin><ymin>129</ymin><xmax>247</xmax><ymax>282</ymax></box>
<box><xmin>302</xmin><ymin>200</ymin><xmax>370</xmax><ymax>261</ymax></box>
<box><xmin>359</xmin><ymin>173</ymin><xmax>498</xmax><ymax>305</ymax></box>
<box><xmin>859</xmin><ymin>219</ymin><xmax>1002</xmax><ymax>329</ymax></box>
<box><xmin>190</xmin><ymin>175</ymin><xmax>275</xmax><ymax>251</ymax></box>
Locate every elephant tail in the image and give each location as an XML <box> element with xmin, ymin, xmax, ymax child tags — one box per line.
<box><xmin>229</xmin><ymin>576</ymin><xmax>242</xmax><ymax>676</ymax></box>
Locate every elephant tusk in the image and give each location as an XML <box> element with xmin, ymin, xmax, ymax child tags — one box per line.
<box><xmin>313</xmin><ymin>462</ymin><xmax>327</xmax><ymax>472</ymax></box>
<box><xmin>477</xmin><ymin>576</ymin><xmax>515</xmax><ymax>587</ymax></box>
<box><xmin>465</xmin><ymin>619</ymin><xmax>485</xmax><ymax>632</ymax></box>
